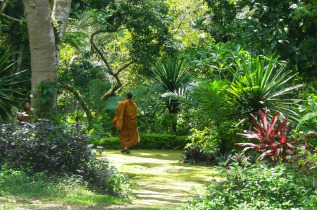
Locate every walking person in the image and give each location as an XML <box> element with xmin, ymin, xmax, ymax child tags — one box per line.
<box><xmin>113</xmin><ymin>92</ymin><xmax>140</xmax><ymax>154</ymax></box>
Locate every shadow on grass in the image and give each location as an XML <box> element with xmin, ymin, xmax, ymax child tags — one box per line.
<box><xmin>102</xmin><ymin>150</ymin><xmax>184</xmax><ymax>162</ymax></box>
<box><xmin>0</xmin><ymin>171</ymin><xmax>125</xmax><ymax>206</ymax></box>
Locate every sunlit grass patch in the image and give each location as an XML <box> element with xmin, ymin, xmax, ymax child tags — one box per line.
<box><xmin>0</xmin><ymin>169</ymin><xmax>127</xmax><ymax>206</ymax></box>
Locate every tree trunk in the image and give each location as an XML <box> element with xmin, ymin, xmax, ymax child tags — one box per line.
<box><xmin>167</xmin><ymin>99</ymin><xmax>179</xmax><ymax>133</ymax></box>
<box><xmin>52</xmin><ymin>0</ymin><xmax>72</xmax><ymax>61</ymax></box>
<box><xmin>23</xmin><ymin>0</ymin><xmax>71</xmax><ymax>118</ymax></box>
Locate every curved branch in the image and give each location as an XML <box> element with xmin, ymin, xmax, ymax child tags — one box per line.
<box><xmin>63</xmin><ymin>84</ymin><xmax>93</xmax><ymax>124</ymax></box>
<box><xmin>90</xmin><ymin>30</ymin><xmax>113</xmax><ymax>72</ymax></box>
<box><xmin>90</xmin><ymin>30</ymin><xmax>134</xmax><ymax>103</ymax></box>
<box><xmin>116</xmin><ymin>61</ymin><xmax>134</xmax><ymax>75</ymax></box>
<box><xmin>0</xmin><ymin>0</ymin><xmax>24</xmax><ymax>22</ymax></box>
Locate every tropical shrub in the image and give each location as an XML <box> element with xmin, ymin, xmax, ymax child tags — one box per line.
<box><xmin>236</xmin><ymin>108</ymin><xmax>314</xmax><ymax>163</ymax></box>
<box><xmin>143</xmin><ymin>55</ymin><xmax>193</xmax><ymax>132</ymax></box>
<box><xmin>0</xmin><ymin>121</ymin><xmax>132</xmax><ymax>198</ymax></box>
<box><xmin>191</xmin><ymin>80</ymin><xmax>241</xmax><ymax>151</ymax></box>
<box><xmin>182</xmin><ymin>128</ymin><xmax>219</xmax><ymax>164</ymax></box>
<box><xmin>91</xmin><ymin>133</ymin><xmax>189</xmax><ymax>150</ymax></box>
<box><xmin>0</xmin><ymin>52</ymin><xmax>26</xmax><ymax>120</ymax></box>
<box><xmin>296</xmin><ymin>92</ymin><xmax>317</xmax><ymax>148</ymax></box>
<box><xmin>228</xmin><ymin>55</ymin><xmax>303</xmax><ymax>126</ymax></box>
<box><xmin>185</xmin><ymin>163</ymin><xmax>317</xmax><ymax>209</ymax></box>
<box><xmin>186</xmin><ymin>42</ymin><xmax>249</xmax><ymax>80</ymax></box>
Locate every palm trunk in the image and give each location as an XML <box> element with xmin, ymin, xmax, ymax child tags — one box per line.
<box><xmin>167</xmin><ymin>99</ymin><xmax>179</xmax><ymax>133</ymax></box>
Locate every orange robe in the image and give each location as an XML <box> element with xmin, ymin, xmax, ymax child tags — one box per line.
<box><xmin>17</xmin><ymin>109</ymin><xmax>31</xmax><ymax>122</ymax></box>
<box><xmin>113</xmin><ymin>99</ymin><xmax>140</xmax><ymax>148</ymax></box>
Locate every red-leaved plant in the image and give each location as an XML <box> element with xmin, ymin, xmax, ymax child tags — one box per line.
<box><xmin>236</xmin><ymin>108</ymin><xmax>309</xmax><ymax>163</ymax></box>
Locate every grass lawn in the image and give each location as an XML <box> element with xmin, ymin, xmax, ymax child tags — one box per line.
<box><xmin>0</xmin><ymin>169</ymin><xmax>126</xmax><ymax>209</ymax></box>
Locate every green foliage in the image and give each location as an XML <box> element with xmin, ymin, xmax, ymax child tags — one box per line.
<box><xmin>191</xmin><ymin>80</ymin><xmax>241</xmax><ymax>151</ymax></box>
<box><xmin>0</xmin><ymin>52</ymin><xmax>26</xmax><ymax>120</ymax></box>
<box><xmin>198</xmin><ymin>0</ymin><xmax>237</xmax><ymax>42</ymax></box>
<box><xmin>144</xmin><ymin>56</ymin><xmax>193</xmax><ymax>115</ymax></box>
<box><xmin>186</xmin><ymin>43</ymin><xmax>249</xmax><ymax>80</ymax></box>
<box><xmin>167</xmin><ymin>0</ymin><xmax>211</xmax><ymax>48</ymax></box>
<box><xmin>129</xmin><ymin>86</ymin><xmax>165</xmax><ymax>133</ymax></box>
<box><xmin>147</xmin><ymin>56</ymin><xmax>192</xmax><ymax>93</ymax></box>
<box><xmin>229</xmin><ymin>55</ymin><xmax>303</xmax><ymax>124</ymax></box>
<box><xmin>33</xmin><ymin>81</ymin><xmax>58</xmax><ymax>118</ymax></box>
<box><xmin>91</xmin><ymin>133</ymin><xmax>189</xmax><ymax>150</ymax></box>
<box><xmin>186</xmin><ymin>128</ymin><xmax>219</xmax><ymax>154</ymax></box>
<box><xmin>87</xmin><ymin>0</ymin><xmax>172</xmax><ymax>64</ymax></box>
<box><xmin>193</xmin><ymin>80</ymin><xmax>233</xmax><ymax>128</ymax></box>
<box><xmin>0</xmin><ymin>121</ymin><xmax>132</xmax><ymax>199</ymax></box>
<box><xmin>182</xmin><ymin>128</ymin><xmax>219</xmax><ymax>164</ymax></box>
<box><xmin>0</xmin><ymin>169</ymin><xmax>124</xmax><ymax>205</ymax></box>
<box><xmin>296</xmin><ymin>92</ymin><xmax>317</xmax><ymax>148</ymax></box>
<box><xmin>199</xmin><ymin>0</ymin><xmax>317</xmax><ymax>81</ymax></box>
<box><xmin>185</xmin><ymin>163</ymin><xmax>317</xmax><ymax>209</ymax></box>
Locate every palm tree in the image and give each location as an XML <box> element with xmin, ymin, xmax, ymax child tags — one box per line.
<box><xmin>144</xmin><ymin>56</ymin><xmax>193</xmax><ymax>132</ymax></box>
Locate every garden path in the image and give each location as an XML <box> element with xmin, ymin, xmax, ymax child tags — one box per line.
<box><xmin>100</xmin><ymin>149</ymin><xmax>219</xmax><ymax>209</ymax></box>
<box><xmin>0</xmin><ymin>150</ymin><xmax>218</xmax><ymax>209</ymax></box>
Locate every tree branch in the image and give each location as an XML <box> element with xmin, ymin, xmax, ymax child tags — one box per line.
<box><xmin>90</xmin><ymin>30</ymin><xmax>133</xmax><ymax>102</ymax></box>
<box><xmin>90</xmin><ymin>30</ymin><xmax>113</xmax><ymax>72</ymax></box>
<box><xmin>0</xmin><ymin>0</ymin><xmax>24</xmax><ymax>22</ymax></box>
<box><xmin>115</xmin><ymin>61</ymin><xmax>134</xmax><ymax>75</ymax></box>
<box><xmin>63</xmin><ymin>84</ymin><xmax>93</xmax><ymax>124</ymax></box>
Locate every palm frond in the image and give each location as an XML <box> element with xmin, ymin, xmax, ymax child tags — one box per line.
<box><xmin>228</xmin><ymin>55</ymin><xmax>302</xmax><ymax>123</ymax></box>
<box><xmin>0</xmin><ymin>51</ymin><xmax>27</xmax><ymax>120</ymax></box>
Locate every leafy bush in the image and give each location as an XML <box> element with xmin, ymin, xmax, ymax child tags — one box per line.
<box><xmin>0</xmin><ymin>121</ymin><xmax>132</xmax><ymax>199</ymax></box>
<box><xmin>229</xmin><ymin>55</ymin><xmax>303</xmax><ymax>125</ymax></box>
<box><xmin>296</xmin><ymin>92</ymin><xmax>317</xmax><ymax>148</ymax></box>
<box><xmin>182</xmin><ymin>128</ymin><xmax>219</xmax><ymax>164</ymax></box>
<box><xmin>91</xmin><ymin>133</ymin><xmax>189</xmax><ymax>150</ymax></box>
<box><xmin>182</xmin><ymin>145</ymin><xmax>210</xmax><ymax>165</ymax></box>
<box><xmin>236</xmin><ymin>108</ymin><xmax>314</xmax><ymax>163</ymax></box>
<box><xmin>192</xmin><ymin>80</ymin><xmax>241</xmax><ymax>151</ymax></box>
<box><xmin>185</xmin><ymin>163</ymin><xmax>317</xmax><ymax>209</ymax></box>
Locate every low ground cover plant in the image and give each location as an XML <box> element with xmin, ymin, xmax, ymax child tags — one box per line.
<box><xmin>0</xmin><ymin>120</ymin><xmax>132</xmax><ymax>199</ymax></box>
<box><xmin>185</xmin><ymin>163</ymin><xmax>317</xmax><ymax>209</ymax></box>
<box><xmin>182</xmin><ymin>128</ymin><xmax>220</xmax><ymax>165</ymax></box>
<box><xmin>0</xmin><ymin>169</ymin><xmax>125</xmax><ymax>205</ymax></box>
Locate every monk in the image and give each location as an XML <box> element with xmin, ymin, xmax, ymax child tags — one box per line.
<box><xmin>17</xmin><ymin>102</ymin><xmax>31</xmax><ymax>122</ymax></box>
<box><xmin>112</xmin><ymin>92</ymin><xmax>140</xmax><ymax>154</ymax></box>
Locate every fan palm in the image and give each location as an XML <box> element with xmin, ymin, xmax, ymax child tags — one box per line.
<box><xmin>144</xmin><ymin>56</ymin><xmax>193</xmax><ymax>113</ymax></box>
<box><xmin>144</xmin><ymin>56</ymin><xmax>193</xmax><ymax>132</ymax></box>
<box><xmin>0</xmin><ymin>52</ymin><xmax>26</xmax><ymax>120</ymax></box>
<box><xmin>228</xmin><ymin>55</ymin><xmax>303</xmax><ymax>125</ymax></box>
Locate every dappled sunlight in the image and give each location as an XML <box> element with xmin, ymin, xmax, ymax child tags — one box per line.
<box><xmin>100</xmin><ymin>149</ymin><xmax>219</xmax><ymax>208</ymax></box>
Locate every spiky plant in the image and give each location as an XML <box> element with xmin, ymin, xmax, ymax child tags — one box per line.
<box><xmin>144</xmin><ymin>56</ymin><xmax>193</xmax><ymax>112</ymax></box>
<box><xmin>143</xmin><ymin>56</ymin><xmax>193</xmax><ymax>132</ymax></box>
<box><xmin>0</xmin><ymin>52</ymin><xmax>26</xmax><ymax>120</ymax></box>
<box><xmin>229</xmin><ymin>56</ymin><xmax>303</xmax><ymax>124</ymax></box>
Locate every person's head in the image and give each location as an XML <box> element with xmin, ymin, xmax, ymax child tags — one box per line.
<box><xmin>24</xmin><ymin>102</ymin><xmax>31</xmax><ymax>110</ymax></box>
<box><xmin>125</xmin><ymin>92</ymin><xmax>133</xmax><ymax>100</ymax></box>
